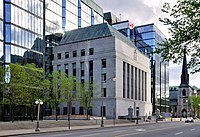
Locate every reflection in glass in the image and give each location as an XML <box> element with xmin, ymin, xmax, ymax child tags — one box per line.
<box><xmin>5</xmin><ymin>24</ymin><xmax>11</xmax><ymax>42</ymax></box>
<box><xmin>0</xmin><ymin>0</ymin><xmax>3</xmax><ymax>19</ymax></box>
<box><xmin>5</xmin><ymin>4</ymin><xmax>11</xmax><ymax>22</ymax></box>
<box><xmin>0</xmin><ymin>42</ymin><xmax>3</xmax><ymax>62</ymax></box>
<box><xmin>5</xmin><ymin>44</ymin><xmax>11</xmax><ymax>63</ymax></box>
<box><xmin>0</xmin><ymin>21</ymin><xmax>3</xmax><ymax>40</ymax></box>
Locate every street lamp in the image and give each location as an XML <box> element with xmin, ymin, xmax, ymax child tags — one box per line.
<box><xmin>35</xmin><ymin>99</ymin><xmax>43</xmax><ymax>131</ymax></box>
<box><xmin>101</xmin><ymin>76</ymin><xmax>116</xmax><ymax>127</ymax></box>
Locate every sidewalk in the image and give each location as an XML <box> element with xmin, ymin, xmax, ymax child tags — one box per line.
<box><xmin>0</xmin><ymin>120</ymin><xmax>160</xmax><ymax>137</ymax></box>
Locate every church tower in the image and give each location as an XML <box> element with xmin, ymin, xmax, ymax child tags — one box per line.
<box><xmin>177</xmin><ymin>49</ymin><xmax>193</xmax><ymax>118</ymax></box>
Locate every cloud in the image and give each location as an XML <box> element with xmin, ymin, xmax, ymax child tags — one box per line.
<box><xmin>94</xmin><ymin>0</ymin><xmax>200</xmax><ymax>88</ymax></box>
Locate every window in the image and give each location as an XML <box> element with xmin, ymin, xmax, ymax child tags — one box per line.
<box><xmin>73</xmin><ymin>50</ymin><xmax>77</xmax><ymax>57</ymax></box>
<box><xmin>81</xmin><ymin>62</ymin><xmax>84</xmax><ymax>77</ymax></box>
<box><xmin>103</xmin><ymin>88</ymin><xmax>106</xmax><ymax>97</ymax></box>
<box><xmin>65</xmin><ymin>64</ymin><xmax>68</xmax><ymax>76</ymax></box>
<box><xmin>81</xmin><ymin>49</ymin><xmax>85</xmax><ymax>56</ymax></box>
<box><xmin>57</xmin><ymin>53</ymin><xmax>61</xmax><ymax>59</ymax></box>
<box><xmin>5</xmin><ymin>4</ymin><xmax>11</xmax><ymax>22</ymax></box>
<box><xmin>123</xmin><ymin>62</ymin><xmax>126</xmax><ymax>98</ymax></box>
<box><xmin>101</xmin><ymin>106</ymin><xmax>106</xmax><ymax>116</ymax></box>
<box><xmin>72</xmin><ymin>63</ymin><xmax>76</xmax><ymax>76</ymax></box>
<box><xmin>63</xmin><ymin>107</ymin><xmax>67</xmax><ymax>115</ymax></box>
<box><xmin>79</xmin><ymin>107</ymin><xmax>84</xmax><ymax>115</ymax></box>
<box><xmin>102</xmin><ymin>59</ymin><xmax>106</xmax><ymax>68</ymax></box>
<box><xmin>71</xmin><ymin>107</ymin><xmax>76</xmax><ymax>115</ymax></box>
<box><xmin>5</xmin><ymin>24</ymin><xmax>11</xmax><ymax>42</ymax></box>
<box><xmin>182</xmin><ymin>89</ymin><xmax>186</xmax><ymax>96</ymax></box>
<box><xmin>135</xmin><ymin>67</ymin><xmax>137</xmax><ymax>100</ymax></box>
<box><xmin>102</xmin><ymin>73</ymin><xmax>106</xmax><ymax>82</ymax></box>
<box><xmin>89</xmin><ymin>61</ymin><xmax>93</xmax><ymax>76</ymax></box>
<box><xmin>127</xmin><ymin>64</ymin><xmax>130</xmax><ymax>99</ymax></box>
<box><xmin>65</xmin><ymin>52</ymin><xmax>69</xmax><ymax>58</ymax></box>
<box><xmin>57</xmin><ymin>65</ymin><xmax>61</xmax><ymax>72</ymax></box>
<box><xmin>89</xmin><ymin>48</ymin><xmax>94</xmax><ymax>55</ymax></box>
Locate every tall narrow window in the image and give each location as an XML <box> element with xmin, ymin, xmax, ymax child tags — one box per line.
<box><xmin>65</xmin><ymin>64</ymin><xmax>68</xmax><ymax>76</ymax></box>
<box><xmin>102</xmin><ymin>73</ymin><xmax>106</xmax><ymax>82</ymax></box>
<box><xmin>80</xmin><ymin>62</ymin><xmax>84</xmax><ymax>77</ymax></box>
<box><xmin>131</xmin><ymin>66</ymin><xmax>134</xmax><ymax>99</ymax></box>
<box><xmin>138</xmin><ymin>69</ymin><xmax>141</xmax><ymax>100</ymax></box>
<box><xmin>182</xmin><ymin>89</ymin><xmax>186</xmax><ymax>96</ymax></box>
<box><xmin>72</xmin><ymin>63</ymin><xmax>76</xmax><ymax>76</ymax></box>
<box><xmin>145</xmin><ymin>72</ymin><xmax>147</xmax><ymax>101</ymax></box>
<box><xmin>101</xmin><ymin>106</ymin><xmax>106</xmax><ymax>116</ymax></box>
<box><xmin>103</xmin><ymin>88</ymin><xmax>106</xmax><ymax>97</ymax></box>
<box><xmin>57</xmin><ymin>65</ymin><xmax>61</xmax><ymax>72</ymax></box>
<box><xmin>135</xmin><ymin>67</ymin><xmax>137</xmax><ymax>100</ymax></box>
<box><xmin>89</xmin><ymin>61</ymin><xmax>93</xmax><ymax>83</ymax></box>
<box><xmin>123</xmin><ymin>62</ymin><xmax>126</xmax><ymax>98</ymax></box>
<box><xmin>102</xmin><ymin>59</ymin><xmax>106</xmax><ymax>68</ymax></box>
<box><xmin>127</xmin><ymin>64</ymin><xmax>130</xmax><ymax>99</ymax></box>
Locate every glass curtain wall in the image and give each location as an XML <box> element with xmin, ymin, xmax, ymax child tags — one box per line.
<box><xmin>0</xmin><ymin>0</ymin><xmax>3</xmax><ymax>63</ymax></box>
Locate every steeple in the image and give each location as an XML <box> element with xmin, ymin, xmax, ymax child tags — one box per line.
<box><xmin>180</xmin><ymin>48</ymin><xmax>189</xmax><ymax>86</ymax></box>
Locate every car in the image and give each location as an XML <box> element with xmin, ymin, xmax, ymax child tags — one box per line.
<box><xmin>185</xmin><ymin>117</ymin><xmax>194</xmax><ymax>123</ymax></box>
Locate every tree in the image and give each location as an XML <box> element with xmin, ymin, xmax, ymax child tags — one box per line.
<box><xmin>59</xmin><ymin>72</ymin><xmax>76</xmax><ymax>129</ymax></box>
<box><xmin>51</xmin><ymin>71</ymin><xmax>62</xmax><ymax>121</ymax></box>
<box><xmin>158</xmin><ymin>0</ymin><xmax>200</xmax><ymax>73</ymax></box>
<box><xmin>0</xmin><ymin>65</ymin><xmax>4</xmax><ymax>95</ymax></box>
<box><xmin>189</xmin><ymin>96</ymin><xmax>200</xmax><ymax>117</ymax></box>
<box><xmin>78</xmin><ymin>81</ymin><xmax>97</xmax><ymax>120</ymax></box>
<box><xmin>1</xmin><ymin>63</ymin><xmax>44</xmax><ymax>122</ymax></box>
<box><xmin>24</xmin><ymin>63</ymin><xmax>44</xmax><ymax>121</ymax></box>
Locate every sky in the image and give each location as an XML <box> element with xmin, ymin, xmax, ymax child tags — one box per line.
<box><xmin>94</xmin><ymin>0</ymin><xmax>200</xmax><ymax>88</ymax></box>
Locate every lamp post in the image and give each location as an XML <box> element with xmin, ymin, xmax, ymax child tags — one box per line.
<box><xmin>35</xmin><ymin>99</ymin><xmax>43</xmax><ymax>131</ymax></box>
<box><xmin>101</xmin><ymin>76</ymin><xmax>116</xmax><ymax>127</ymax></box>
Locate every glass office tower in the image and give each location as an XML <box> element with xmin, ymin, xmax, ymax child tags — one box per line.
<box><xmin>134</xmin><ymin>24</ymin><xmax>169</xmax><ymax>113</ymax></box>
<box><xmin>0</xmin><ymin>0</ymin><xmax>103</xmax><ymax>121</ymax></box>
<box><xmin>0</xmin><ymin>0</ymin><xmax>103</xmax><ymax>67</ymax></box>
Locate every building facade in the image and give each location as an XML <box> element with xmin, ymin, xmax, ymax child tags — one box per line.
<box><xmin>53</xmin><ymin>23</ymin><xmax>152</xmax><ymax>118</ymax></box>
<box><xmin>104</xmin><ymin>14</ymin><xmax>169</xmax><ymax>114</ymax></box>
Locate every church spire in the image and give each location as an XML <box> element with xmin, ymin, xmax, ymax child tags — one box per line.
<box><xmin>180</xmin><ymin>47</ymin><xmax>189</xmax><ymax>86</ymax></box>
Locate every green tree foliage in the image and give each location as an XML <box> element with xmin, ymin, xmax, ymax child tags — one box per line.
<box><xmin>189</xmin><ymin>96</ymin><xmax>200</xmax><ymax>117</ymax></box>
<box><xmin>2</xmin><ymin>63</ymin><xmax>44</xmax><ymax>122</ymax></box>
<box><xmin>0</xmin><ymin>65</ymin><xmax>4</xmax><ymax>93</ymax></box>
<box><xmin>78</xmin><ymin>82</ymin><xmax>97</xmax><ymax>120</ymax></box>
<box><xmin>158</xmin><ymin>0</ymin><xmax>200</xmax><ymax>73</ymax></box>
<box><xmin>51</xmin><ymin>71</ymin><xmax>62</xmax><ymax>121</ymax></box>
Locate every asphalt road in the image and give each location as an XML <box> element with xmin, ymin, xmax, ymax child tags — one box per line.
<box><xmin>16</xmin><ymin>121</ymin><xmax>200</xmax><ymax>137</ymax></box>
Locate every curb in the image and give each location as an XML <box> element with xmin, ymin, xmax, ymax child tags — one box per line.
<box><xmin>0</xmin><ymin>121</ymin><xmax>171</xmax><ymax>137</ymax></box>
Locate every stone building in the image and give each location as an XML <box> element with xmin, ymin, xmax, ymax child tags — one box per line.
<box><xmin>52</xmin><ymin>23</ymin><xmax>152</xmax><ymax>118</ymax></box>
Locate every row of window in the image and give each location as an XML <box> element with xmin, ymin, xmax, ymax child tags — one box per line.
<box><xmin>62</xmin><ymin>106</ymin><xmax>106</xmax><ymax>116</ymax></box>
<box><xmin>123</xmin><ymin>61</ymin><xmax>147</xmax><ymax>101</ymax></box>
<box><xmin>57</xmin><ymin>48</ymin><xmax>94</xmax><ymax>59</ymax></box>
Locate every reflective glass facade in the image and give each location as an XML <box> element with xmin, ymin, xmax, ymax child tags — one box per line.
<box><xmin>0</xmin><ymin>0</ymin><xmax>104</xmax><ymax>67</ymax></box>
<box><xmin>134</xmin><ymin>24</ymin><xmax>169</xmax><ymax>113</ymax></box>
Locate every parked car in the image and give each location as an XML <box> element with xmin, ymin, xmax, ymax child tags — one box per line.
<box><xmin>185</xmin><ymin>117</ymin><xmax>194</xmax><ymax>123</ymax></box>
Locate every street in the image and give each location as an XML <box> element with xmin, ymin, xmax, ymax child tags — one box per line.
<box><xmin>16</xmin><ymin>121</ymin><xmax>200</xmax><ymax>137</ymax></box>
